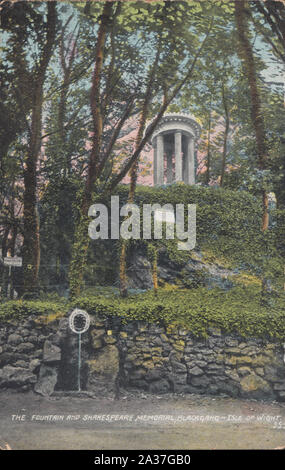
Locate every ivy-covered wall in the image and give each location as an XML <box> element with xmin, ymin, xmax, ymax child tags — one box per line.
<box><xmin>83</xmin><ymin>184</ymin><xmax>283</xmax><ymax>290</ymax></box>
<box><xmin>37</xmin><ymin>183</ymin><xmax>283</xmax><ymax>294</ymax></box>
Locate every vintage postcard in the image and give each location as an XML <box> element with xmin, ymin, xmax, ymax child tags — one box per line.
<box><xmin>0</xmin><ymin>0</ymin><xmax>285</xmax><ymax>458</ymax></box>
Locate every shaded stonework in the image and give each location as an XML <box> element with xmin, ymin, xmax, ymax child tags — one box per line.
<box><xmin>145</xmin><ymin>113</ymin><xmax>201</xmax><ymax>186</ymax></box>
<box><xmin>125</xmin><ymin>248</ymin><xmax>237</xmax><ymax>291</ymax></box>
<box><xmin>1</xmin><ymin>313</ymin><xmax>285</xmax><ymax>402</ymax></box>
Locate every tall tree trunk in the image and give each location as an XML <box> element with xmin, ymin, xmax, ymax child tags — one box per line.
<box><xmin>151</xmin><ymin>246</ymin><xmax>158</xmax><ymax>296</ymax></box>
<box><xmin>59</xmin><ymin>18</ymin><xmax>79</xmax><ymax>176</ymax></box>
<box><xmin>205</xmin><ymin>107</ymin><xmax>212</xmax><ymax>186</ymax></box>
<box><xmin>21</xmin><ymin>2</ymin><xmax>57</xmax><ymax>297</ymax></box>
<box><xmin>277</xmin><ymin>136</ymin><xmax>285</xmax><ymax>291</ymax></box>
<box><xmin>119</xmin><ymin>241</ymin><xmax>128</xmax><ymax>297</ymax></box>
<box><xmin>220</xmin><ymin>81</ymin><xmax>230</xmax><ymax>187</ymax></box>
<box><xmin>22</xmin><ymin>90</ymin><xmax>42</xmax><ymax>295</ymax></box>
<box><xmin>235</xmin><ymin>0</ymin><xmax>269</xmax><ymax>230</ymax></box>
<box><xmin>69</xmin><ymin>2</ymin><xmax>113</xmax><ymax>298</ymax></box>
<box><xmin>1</xmin><ymin>226</ymin><xmax>9</xmax><ymax>298</ymax></box>
<box><xmin>83</xmin><ymin>2</ymin><xmax>113</xmax><ymax>215</ymax></box>
<box><xmin>234</xmin><ymin>0</ymin><xmax>270</xmax><ymax>298</ymax></box>
<box><xmin>8</xmin><ymin>224</ymin><xmax>18</xmax><ymax>299</ymax></box>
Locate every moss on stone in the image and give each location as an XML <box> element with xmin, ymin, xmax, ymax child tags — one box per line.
<box><xmin>35</xmin><ymin>311</ymin><xmax>65</xmax><ymax>325</ymax></box>
<box><xmin>143</xmin><ymin>360</ymin><xmax>155</xmax><ymax>369</ymax></box>
<box><xmin>91</xmin><ymin>338</ymin><xmax>104</xmax><ymax>350</ymax></box>
<box><xmin>87</xmin><ymin>344</ymin><xmax>119</xmax><ymax>377</ymax></box>
<box><xmin>173</xmin><ymin>341</ymin><xmax>185</xmax><ymax>352</ymax></box>
<box><xmin>240</xmin><ymin>373</ymin><xmax>271</xmax><ymax>394</ymax></box>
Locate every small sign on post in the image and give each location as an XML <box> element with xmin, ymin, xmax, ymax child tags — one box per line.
<box><xmin>3</xmin><ymin>257</ymin><xmax>22</xmax><ymax>299</ymax></box>
<box><xmin>4</xmin><ymin>257</ymin><xmax>22</xmax><ymax>267</ymax></box>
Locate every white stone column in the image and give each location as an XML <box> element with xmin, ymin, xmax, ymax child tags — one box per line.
<box><xmin>186</xmin><ymin>136</ymin><xmax>195</xmax><ymax>185</ymax></box>
<box><xmin>156</xmin><ymin>134</ymin><xmax>164</xmax><ymax>185</ymax></box>
<box><xmin>175</xmin><ymin>131</ymin><xmax>182</xmax><ymax>182</ymax></box>
<box><xmin>153</xmin><ymin>138</ymin><xmax>157</xmax><ymax>186</ymax></box>
<box><xmin>166</xmin><ymin>149</ymin><xmax>172</xmax><ymax>184</ymax></box>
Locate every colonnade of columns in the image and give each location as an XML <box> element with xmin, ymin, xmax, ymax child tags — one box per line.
<box><xmin>153</xmin><ymin>131</ymin><xmax>195</xmax><ymax>185</ymax></box>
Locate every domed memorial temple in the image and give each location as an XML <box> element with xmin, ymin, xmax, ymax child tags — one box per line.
<box><xmin>145</xmin><ymin>113</ymin><xmax>201</xmax><ymax>186</ymax></box>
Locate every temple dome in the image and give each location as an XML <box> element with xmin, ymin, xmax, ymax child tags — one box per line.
<box><xmin>145</xmin><ymin>112</ymin><xmax>202</xmax><ymax>144</ymax></box>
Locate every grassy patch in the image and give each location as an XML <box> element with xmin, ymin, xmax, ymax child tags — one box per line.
<box><xmin>0</xmin><ymin>300</ymin><xmax>69</xmax><ymax>323</ymax></box>
<box><xmin>1</xmin><ymin>286</ymin><xmax>285</xmax><ymax>340</ymax></box>
<box><xmin>73</xmin><ymin>286</ymin><xmax>285</xmax><ymax>340</ymax></box>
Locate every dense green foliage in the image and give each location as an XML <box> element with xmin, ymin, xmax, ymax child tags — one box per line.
<box><xmin>84</xmin><ymin>183</ymin><xmax>282</xmax><ymax>288</ymax></box>
<box><xmin>115</xmin><ymin>184</ymin><xmax>264</xmax><ymax>267</ymax></box>
<box><xmin>2</xmin><ymin>183</ymin><xmax>283</xmax><ymax>340</ymax></box>
<box><xmin>74</xmin><ymin>287</ymin><xmax>285</xmax><ymax>340</ymax></box>
<box><xmin>1</xmin><ymin>285</ymin><xmax>285</xmax><ymax>340</ymax></box>
<box><xmin>0</xmin><ymin>298</ymin><xmax>68</xmax><ymax>322</ymax></box>
<box><xmin>0</xmin><ymin>1</ymin><xmax>284</xmax><ymax>302</ymax></box>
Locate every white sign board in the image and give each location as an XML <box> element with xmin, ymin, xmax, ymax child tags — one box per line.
<box><xmin>4</xmin><ymin>257</ymin><xmax>22</xmax><ymax>267</ymax></box>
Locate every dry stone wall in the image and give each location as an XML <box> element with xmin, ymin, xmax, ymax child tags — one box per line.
<box><xmin>0</xmin><ymin>314</ymin><xmax>285</xmax><ymax>402</ymax></box>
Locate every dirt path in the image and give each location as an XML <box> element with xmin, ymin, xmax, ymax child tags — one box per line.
<box><xmin>1</xmin><ymin>390</ymin><xmax>285</xmax><ymax>450</ymax></box>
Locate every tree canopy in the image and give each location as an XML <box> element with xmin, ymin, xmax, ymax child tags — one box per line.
<box><xmin>0</xmin><ymin>0</ymin><xmax>284</xmax><ymax>302</ymax></box>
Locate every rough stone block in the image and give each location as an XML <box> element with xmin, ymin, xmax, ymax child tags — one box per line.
<box><xmin>191</xmin><ymin>360</ymin><xmax>207</xmax><ymax>368</ymax></box>
<box><xmin>208</xmin><ymin>327</ymin><xmax>222</xmax><ymax>337</ymax></box>
<box><xmin>34</xmin><ymin>365</ymin><xmax>58</xmax><ymax>396</ymax></box>
<box><xmin>225</xmin><ymin>338</ymin><xmax>239</xmax><ymax>347</ymax></box>
<box><xmin>224</xmin><ymin>347</ymin><xmax>242</xmax><ymax>355</ymax></box>
<box><xmin>264</xmin><ymin>365</ymin><xmax>285</xmax><ymax>382</ymax></box>
<box><xmin>240</xmin><ymin>373</ymin><xmax>271</xmax><ymax>398</ymax></box>
<box><xmin>145</xmin><ymin>368</ymin><xmax>164</xmax><ymax>382</ymax></box>
<box><xmin>17</xmin><ymin>342</ymin><xmax>34</xmax><ymax>353</ymax></box>
<box><xmin>7</xmin><ymin>334</ymin><xmax>22</xmax><ymax>345</ymax></box>
<box><xmin>273</xmin><ymin>382</ymin><xmax>285</xmax><ymax>391</ymax></box>
<box><xmin>207</xmin><ymin>363</ymin><xmax>224</xmax><ymax>371</ymax></box>
<box><xmin>188</xmin><ymin>366</ymin><xmax>204</xmax><ymax>376</ymax></box>
<box><xmin>14</xmin><ymin>360</ymin><xmax>29</xmax><ymax>368</ymax></box>
<box><xmin>29</xmin><ymin>359</ymin><xmax>41</xmax><ymax>372</ymax></box>
<box><xmin>143</xmin><ymin>360</ymin><xmax>155</xmax><ymax>369</ymax></box>
<box><xmin>149</xmin><ymin>379</ymin><xmax>170</xmax><ymax>394</ymax></box>
<box><xmin>173</xmin><ymin>341</ymin><xmax>185</xmax><ymax>352</ymax></box>
<box><xmin>190</xmin><ymin>376</ymin><xmax>210</xmax><ymax>388</ymax></box>
<box><xmin>237</xmin><ymin>366</ymin><xmax>252</xmax><ymax>377</ymax></box>
<box><xmin>277</xmin><ymin>391</ymin><xmax>285</xmax><ymax>401</ymax></box>
<box><xmin>224</xmin><ymin>369</ymin><xmax>240</xmax><ymax>382</ymax></box>
<box><xmin>0</xmin><ymin>366</ymin><xmax>37</xmax><ymax>387</ymax></box>
<box><xmin>93</xmin><ymin>338</ymin><xmax>104</xmax><ymax>349</ymax></box>
<box><xmin>43</xmin><ymin>340</ymin><xmax>61</xmax><ymax>363</ymax></box>
<box><xmin>168</xmin><ymin>373</ymin><xmax>187</xmax><ymax>387</ymax></box>
<box><xmin>86</xmin><ymin>344</ymin><xmax>119</xmax><ymax>393</ymax></box>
